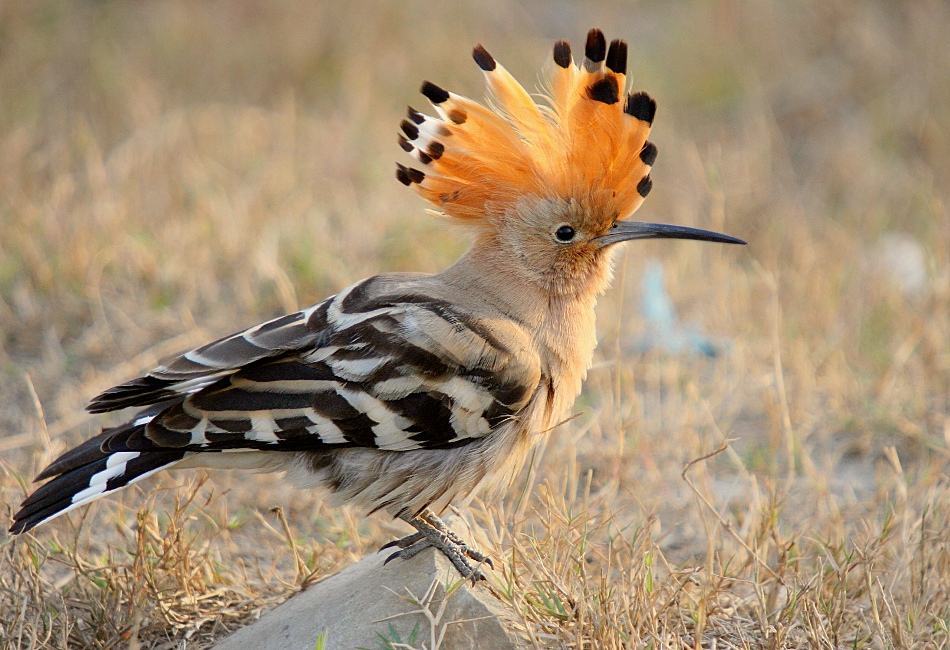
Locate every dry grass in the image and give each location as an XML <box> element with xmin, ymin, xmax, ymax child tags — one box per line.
<box><xmin>1</xmin><ymin>0</ymin><xmax>948</xmax><ymax>648</ymax></box>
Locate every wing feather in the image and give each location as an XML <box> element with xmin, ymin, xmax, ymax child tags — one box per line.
<box><xmin>87</xmin><ymin>301</ymin><xmax>331</xmax><ymax>413</ymax></box>
<box><xmin>134</xmin><ymin>279</ymin><xmax>539</xmax><ymax>453</ymax></box>
<box><xmin>79</xmin><ymin>276</ymin><xmax>539</xmax><ymax>462</ymax></box>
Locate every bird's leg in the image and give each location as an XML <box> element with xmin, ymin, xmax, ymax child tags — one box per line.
<box><xmin>381</xmin><ymin>509</ymin><xmax>491</xmax><ymax>582</ymax></box>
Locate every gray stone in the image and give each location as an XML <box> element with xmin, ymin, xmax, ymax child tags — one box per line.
<box><xmin>213</xmin><ymin>546</ymin><xmax>522</xmax><ymax>650</ymax></box>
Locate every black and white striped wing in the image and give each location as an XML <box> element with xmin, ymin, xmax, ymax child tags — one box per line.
<box><xmin>140</xmin><ymin>287</ymin><xmax>541</xmax><ymax>452</ymax></box>
<box><xmin>87</xmin><ymin>301</ymin><xmax>332</xmax><ymax>413</ymax></box>
<box><xmin>89</xmin><ymin>275</ymin><xmax>542</xmax><ymax>455</ymax></box>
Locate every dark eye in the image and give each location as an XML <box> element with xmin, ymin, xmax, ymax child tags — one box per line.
<box><xmin>555</xmin><ymin>225</ymin><xmax>575</xmax><ymax>242</ymax></box>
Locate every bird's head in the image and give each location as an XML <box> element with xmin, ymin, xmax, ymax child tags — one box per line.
<box><xmin>398</xmin><ymin>29</ymin><xmax>744</xmax><ymax>297</ymax></box>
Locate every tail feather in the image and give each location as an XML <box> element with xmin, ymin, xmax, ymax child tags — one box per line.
<box><xmin>34</xmin><ymin>429</ymin><xmax>116</xmax><ymax>482</ymax></box>
<box><xmin>10</xmin><ymin>416</ymin><xmax>187</xmax><ymax>534</ymax></box>
<box><xmin>11</xmin><ymin>449</ymin><xmax>185</xmax><ymax>535</ymax></box>
<box><xmin>35</xmin><ymin>401</ymin><xmax>178</xmax><ymax>481</ymax></box>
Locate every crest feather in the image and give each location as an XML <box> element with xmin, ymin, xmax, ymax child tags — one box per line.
<box><xmin>397</xmin><ymin>29</ymin><xmax>657</xmax><ymax>226</ymax></box>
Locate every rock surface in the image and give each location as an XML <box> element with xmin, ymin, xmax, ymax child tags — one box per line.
<box><xmin>213</xmin><ymin>547</ymin><xmax>521</xmax><ymax>650</ymax></box>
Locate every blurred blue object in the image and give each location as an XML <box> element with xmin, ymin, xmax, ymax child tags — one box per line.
<box><xmin>633</xmin><ymin>260</ymin><xmax>723</xmax><ymax>357</ymax></box>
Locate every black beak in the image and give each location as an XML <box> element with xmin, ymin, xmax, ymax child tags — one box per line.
<box><xmin>596</xmin><ymin>220</ymin><xmax>747</xmax><ymax>247</ymax></box>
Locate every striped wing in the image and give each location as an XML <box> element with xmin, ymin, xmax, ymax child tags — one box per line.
<box><xmin>95</xmin><ymin>276</ymin><xmax>541</xmax><ymax>454</ymax></box>
<box><xmin>87</xmin><ymin>302</ymin><xmax>331</xmax><ymax>413</ymax></box>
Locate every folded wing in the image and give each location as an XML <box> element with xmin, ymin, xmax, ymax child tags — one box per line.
<box><xmin>12</xmin><ymin>276</ymin><xmax>541</xmax><ymax>534</ymax></box>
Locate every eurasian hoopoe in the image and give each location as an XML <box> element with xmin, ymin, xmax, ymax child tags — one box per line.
<box><xmin>10</xmin><ymin>29</ymin><xmax>744</xmax><ymax>580</ymax></box>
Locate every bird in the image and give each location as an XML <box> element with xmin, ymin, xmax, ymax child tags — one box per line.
<box><xmin>9</xmin><ymin>29</ymin><xmax>745</xmax><ymax>581</ymax></box>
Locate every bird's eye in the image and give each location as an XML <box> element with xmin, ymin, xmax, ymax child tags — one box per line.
<box><xmin>554</xmin><ymin>225</ymin><xmax>576</xmax><ymax>242</ymax></box>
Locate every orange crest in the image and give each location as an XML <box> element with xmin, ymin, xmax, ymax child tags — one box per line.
<box><xmin>397</xmin><ymin>29</ymin><xmax>657</xmax><ymax>228</ymax></box>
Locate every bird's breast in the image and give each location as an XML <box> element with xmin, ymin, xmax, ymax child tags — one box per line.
<box><xmin>532</xmin><ymin>294</ymin><xmax>600</xmax><ymax>429</ymax></box>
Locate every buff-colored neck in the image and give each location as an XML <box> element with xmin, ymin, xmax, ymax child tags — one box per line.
<box><xmin>439</xmin><ymin>236</ymin><xmax>619</xmax><ymax>419</ymax></box>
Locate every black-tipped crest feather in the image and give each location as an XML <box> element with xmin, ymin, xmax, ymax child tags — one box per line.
<box><xmin>605</xmin><ymin>40</ymin><xmax>627</xmax><ymax>74</ymax></box>
<box><xmin>420</xmin><ymin>81</ymin><xmax>449</xmax><ymax>104</ymax></box>
<box><xmin>639</xmin><ymin>141</ymin><xmax>658</xmax><ymax>166</ymax></box>
<box><xmin>400</xmin><ymin>119</ymin><xmax>419</xmax><ymax>140</ymax></box>
<box><xmin>584</xmin><ymin>29</ymin><xmax>606</xmax><ymax>62</ymax></box>
<box><xmin>625</xmin><ymin>91</ymin><xmax>656</xmax><ymax>124</ymax></box>
<box><xmin>588</xmin><ymin>77</ymin><xmax>620</xmax><ymax>104</ymax></box>
<box><xmin>637</xmin><ymin>174</ymin><xmax>653</xmax><ymax>198</ymax></box>
<box><xmin>407</xmin><ymin>107</ymin><xmax>425</xmax><ymax>124</ymax></box>
<box><xmin>472</xmin><ymin>45</ymin><xmax>496</xmax><ymax>71</ymax></box>
<box><xmin>553</xmin><ymin>40</ymin><xmax>572</xmax><ymax>68</ymax></box>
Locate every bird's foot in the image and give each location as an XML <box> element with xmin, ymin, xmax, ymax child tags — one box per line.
<box><xmin>418</xmin><ymin>510</ymin><xmax>493</xmax><ymax>568</ymax></box>
<box><xmin>381</xmin><ymin>510</ymin><xmax>492</xmax><ymax>583</ymax></box>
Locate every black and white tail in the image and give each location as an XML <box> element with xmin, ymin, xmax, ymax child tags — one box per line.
<box><xmin>10</xmin><ymin>303</ymin><xmax>329</xmax><ymax>535</ymax></box>
<box><xmin>9</xmin><ymin>405</ymin><xmax>186</xmax><ymax>534</ymax></box>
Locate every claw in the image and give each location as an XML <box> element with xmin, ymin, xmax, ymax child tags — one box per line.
<box><xmin>381</xmin><ymin>509</ymin><xmax>494</xmax><ymax>581</ymax></box>
<box><xmin>379</xmin><ymin>531</ymin><xmax>426</xmax><ymax>552</ymax></box>
<box><xmin>379</xmin><ymin>509</ymin><xmax>494</xmax><ymax>581</ymax></box>
<box><xmin>467</xmin><ymin>567</ymin><xmax>487</xmax><ymax>584</ymax></box>
<box><xmin>384</xmin><ymin>536</ymin><xmax>434</xmax><ymax>565</ymax></box>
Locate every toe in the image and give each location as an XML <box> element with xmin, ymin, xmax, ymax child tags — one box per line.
<box><xmin>384</xmin><ymin>538</ymin><xmax>432</xmax><ymax>565</ymax></box>
<box><xmin>379</xmin><ymin>531</ymin><xmax>426</xmax><ymax>552</ymax></box>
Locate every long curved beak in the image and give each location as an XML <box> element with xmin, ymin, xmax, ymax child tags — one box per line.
<box><xmin>596</xmin><ymin>220</ymin><xmax>747</xmax><ymax>247</ymax></box>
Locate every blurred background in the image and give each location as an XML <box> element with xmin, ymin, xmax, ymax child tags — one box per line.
<box><xmin>1</xmin><ymin>0</ymin><xmax>948</xmax><ymax>647</ymax></box>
